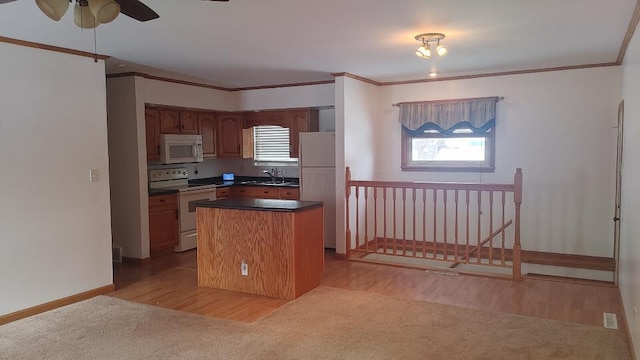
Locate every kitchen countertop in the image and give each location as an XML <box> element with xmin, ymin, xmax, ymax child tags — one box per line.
<box><xmin>196</xmin><ymin>198</ymin><xmax>322</xmax><ymax>212</ymax></box>
<box><xmin>149</xmin><ymin>176</ymin><xmax>299</xmax><ymax>195</ymax></box>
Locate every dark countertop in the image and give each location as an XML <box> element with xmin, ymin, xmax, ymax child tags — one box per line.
<box><xmin>196</xmin><ymin>198</ymin><xmax>322</xmax><ymax>212</ymax></box>
<box><xmin>189</xmin><ymin>176</ymin><xmax>299</xmax><ymax>188</ymax></box>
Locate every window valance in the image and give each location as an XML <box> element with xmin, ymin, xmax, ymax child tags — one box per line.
<box><xmin>396</xmin><ymin>96</ymin><xmax>502</xmax><ymax>136</ymax></box>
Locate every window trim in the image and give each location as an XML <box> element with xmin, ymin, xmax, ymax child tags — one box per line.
<box><xmin>401</xmin><ymin>130</ymin><xmax>495</xmax><ymax>172</ymax></box>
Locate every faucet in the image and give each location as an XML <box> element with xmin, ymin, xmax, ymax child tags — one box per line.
<box><xmin>263</xmin><ymin>168</ymin><xmax>277</xmax><ymax>183</ymax></box>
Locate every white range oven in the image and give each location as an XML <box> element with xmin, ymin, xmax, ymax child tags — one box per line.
<box><xmin>148</xmin><ymin>167</ymin><xmax>216</xmax><ymax>252</ymax></box>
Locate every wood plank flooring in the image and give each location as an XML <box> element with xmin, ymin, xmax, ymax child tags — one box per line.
<box><xmin>110</xmin><ymin>249</ymin><xmax>626</xmax><ymax>330</ymax></box>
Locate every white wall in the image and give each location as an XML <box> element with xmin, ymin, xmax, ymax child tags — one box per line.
<box><xmin>0</xmin><ymin>43</ymin><xmax>113</xmax><ymax>315</ymax></box>
<box><xmin>142</xmin><ymin>78</ymin><xmax>239</xmax><ymax>111</ymax></box>
<box><xmin>620</xmin><ymin>25</ymin><xmax>640</xmax><ymax>359</ymax></box>
<box><xmin>106</xmin><ymin>77</ymin><xmax>147</xmax><ymax>258</ymax></box>
<box><xmin>374</xmin><ymin>68</ymin><xmax>621</xmax><ymax>261</ymax></box>
<box><xmin>335</xmin><ymin>76</ymin><xmax>380</xmax><ymax>254</ymax></box>
<box><xmin>237</xmin><ymin>83</ymin><xmax>335</xmax><ymax>110</ymax></box>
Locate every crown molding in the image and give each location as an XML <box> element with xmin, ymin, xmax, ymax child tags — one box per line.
<box><xmin>617</xmin><ymin>0</ymin><xmax>640</xmax><ymax>64</ymax></box>
<box><xmin>331</xmin><ymin>72</ymin><xmax>381</xmax><ymax>86</ymax></box>
<box><xmin>0</xmin><ymin>36</ymin><xmax>109</xmax><ymax>61</ymax></box>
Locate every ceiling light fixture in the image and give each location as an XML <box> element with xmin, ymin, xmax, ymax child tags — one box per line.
<box><xmin>37</xmin><ymin>0</ymin><xmax>121</xmax><ymax>28</ymax></box>
<box><xmin>415</xmin><ymin>33</ymin><xmax>447</xmax><ymax>60</ymax></box>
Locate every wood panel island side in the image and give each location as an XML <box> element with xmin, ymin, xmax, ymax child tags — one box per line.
<box><xmin>196</xmin><ymin>198</ymin><xmax>324</xmax><ymax>300</ymax></box>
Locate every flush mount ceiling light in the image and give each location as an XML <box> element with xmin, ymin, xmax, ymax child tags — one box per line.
<box><xmin>415</xmin><ymin>33</ymin><xmax>447</xmax><ymax>59</ymax></box>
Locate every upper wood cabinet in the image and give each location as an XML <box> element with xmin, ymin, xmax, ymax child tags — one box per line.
<box><xmin>218</xmin><ymin>113</ymin><xmax>243</xmax><ymax>158</ymax></box>
<box><xmin>145</xmin><ymin>108</ymin><xmax>161</xmax><ymax>161</ymax></box>
<box><xmin>285</xmin><ymin>109</ymin><xmax>319</xmax><ymax>158</ymax></box>
<box><xmin>159</xmin><ymin>109</ymin><xmax>180</xmax><ymax>134</ymax></box>
<box><xmin>158</xmin><ymin>109</ymin><xmax>199</xmax><ymax>135</ymax></box>
<box><xmin>179</xmin><ymin>111</ymin><xmax>199</xmax><ymax>134</ymax></box>
<box><xmin>198</xmin><ymin>112</ymin><xmax>217</xmax><ymax>158</ymax></box>
<box><xmin>243</xmin><ymin>110</ymin><xmax>284</xmax><ymax>128</ymax></box>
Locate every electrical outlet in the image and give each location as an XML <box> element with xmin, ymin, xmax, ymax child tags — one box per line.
<box><xmin>241</xmin><ymin>260</ymin><xmax>248</xmax><ymax>276</ymax></box>
<box><xmin>194</xmin><ymin>166</ymin><xmax>199</xmax><ymax>175</ymax></box>
<box><xmin>90</xmin><ymin>169</ymin><xmax>99</xmax><ymax>182</ymax></box>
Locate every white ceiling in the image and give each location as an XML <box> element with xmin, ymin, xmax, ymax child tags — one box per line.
<box><xmin>0</xmin><ymin>0</ymin><xmax>636</xmax><ymax>88</ymax></box>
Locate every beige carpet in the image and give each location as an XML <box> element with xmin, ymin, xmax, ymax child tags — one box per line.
<box><xmin>0</xmin><ymin>286</ymin><xmax>631</xmax><ymax>360</ymax></box>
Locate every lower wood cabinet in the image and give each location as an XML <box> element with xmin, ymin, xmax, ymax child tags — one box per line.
<box><xmin>216</xmin><ymin>187</ymin><xmax>230</xmax><ymax>199</ymax></box>
<box><xmin>148</xmin><ymin>193</ymin><xmax>179</xmax><ymax>253</ymax></box>
<box><xmin>231</xmin><ymin>186</ymin><xmax>299</xmax><ymax>200</ymax></box>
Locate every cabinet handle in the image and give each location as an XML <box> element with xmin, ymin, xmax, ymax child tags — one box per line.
<box><xmin>160</xmin><ymin>199</ymin><xmax>165</xmax><ymax>203</ymax></box>
<box><xmin>157</xmin><ymin>145</ymin><xmax>160</xmax><ymax>156</ymax></box>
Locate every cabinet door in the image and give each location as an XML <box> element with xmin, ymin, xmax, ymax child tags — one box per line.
<box><xmin>159</xmin><ymin>110</ymin><xmax>180</xmax><ymax>134</ymax></box>
<box><xmin>285</xmin><ymin>109</ymin><xmax>319</xmax><ymax>158</ymax></box>
<box><xmin>218</xmin><ymin>113</ymin><xmax>243</xmax><ymax>157</ymax></box>
<box><xmin>148</xmin><ymin>194</ymin><xmax>179</xmax><ymax>253</ymax></box>
<box><xmin>278</xmin><ymin>187</ymin><xmax>300</xmax><ymax>200</ymax></box>
<box><xmin>233</xmin><ymin>186</ymin><xmax>278</xmax><ymax>199</ymax></box>
<box><xmin>179</xmin><ymin>111</ymin><xmax>199</xmax><ymax>134</ymax></box>
<box><xmin>198</xmin><ymin>113</ymin><xmax>217</xmax><ymax>158</ymax></box>
<box><xmin>145</xmin><ymin>108</ymin><xmax>160</xmax><ymax>161</ymax></box>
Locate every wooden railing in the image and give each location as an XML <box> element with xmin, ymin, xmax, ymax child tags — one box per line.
<box><xmin>345</xmin><ymin>168</ymin><xmax>523</xmax><ymax>280</ymax></box>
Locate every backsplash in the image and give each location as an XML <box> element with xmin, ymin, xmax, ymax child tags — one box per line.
<box><xmin>147</xmin><ymin>158</ymin><xmax>300</xmax><ymax>180</ymax></box>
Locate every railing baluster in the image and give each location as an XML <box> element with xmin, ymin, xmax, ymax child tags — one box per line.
<box><xmin>355</xmin><ymin>186</ymin><xmax>360</xmax><ymax>252</ymax></box>
<box><xmin>364</xmin><ymin>186</ymin><xmax>369</xmax><ymax>252</ymax></box>
<box><xmin>422</xmin><ymin>188</ymin><xmax>427</xmax><ymax>258</ymax></box>
<box><xmin>383</xmin><ymin>187</ymin><xmax>387</xmax><ymax>254</ymax></box>
<box><xmin>501</xmin><ymin>190</ymin><xmax>506</xmax><ymax>266</ymax></box>
<box><xmin>489</xmin><ymin>191</ymin><xmax>494</xmax><ymax>264</ymax></box>
<box><xmin>393</xmin><ymin>188</ymin><xmax>397</xmax><ymax>255</ymax></box>
<box><xmin>402</xmin><ymin>188</ymin><xmax>407</xmax><ymax>256</ymax></box>
<box><xmin>345</xmin><ymin>167</ymin><xmax>351</xmax><ymax>258</ymax></box>
<box><xmin>443</xmin><ymin>189</ymin><xmax>448</xmax><ymax>260</ymax></box>
<box><xmin>412</xmin><ymin>189</ymin><xmax>417</xmax><ymax>257</ymax></box>
<box><xmin>477</xmin><ymin>191</ymin><xmax>482</xmax><ymax>264</ymax></box>
<box><xmin>432</xmin><ymin>189</ymin><xmax>437</xmax><ymax>259</ymax></box>
<box><xmin>454</xmin><ymin>190</ymin><xmax>459</xmax><ymax>262</ymax></box>
<box><xmin>374</xmin><ymin>187</ymin><xmax>378</xmax><ymax>254</ymax></box>
<box><xmin>465</xmin><ymin>190</ymin><xmax>470</xmax><ymax>263</ymax></box>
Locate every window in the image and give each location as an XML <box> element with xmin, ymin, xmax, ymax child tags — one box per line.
<box><xmin>402</xmin><ymin>128</ymin><xmax>495</xmax><ymax>172</ymax></box>
<box><xmin>253</xmin><ymin>125</ymin><xmax>297</xmax><ymax>165</ymax></box>
<box><xmin>397</xmin><ymin>96</ymin><xmax>500</xmax><ymax>172</ymax></box>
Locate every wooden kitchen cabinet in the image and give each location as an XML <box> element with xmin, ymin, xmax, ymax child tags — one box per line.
<box><xmin>198</xmin><ymin>112</ymin><xmax>218</xmax><ymax>158</ymax></box>
<box><xmin>179</xmin><ymin>111</ymin><xmax>199</xmax><ymax>134</ymax></box>
<box><xmin>157</xmin><ymin>108</ymin><xmax>199</xmax><ymax>135</ymax></box>
<box><xmin>145</xmin><ymin>108</ymin><xmax>161</xmax><ymax>161</ymax></box>
<box><xmin>243</xmin><ymin>110</ymin><xmax>284</xmax><ymax>128</ymax></box>
<box><xmin>159</xmin><ymin>109</ymin><xmax>180</xmax><ymax>134</ymax></box>
<box><xmin>216</xmin><ymin>187</ymin><xmax>231</xmax><ymax>199</ymax></box>
<box><xmin>285</xmin><ymin>109</ymin><xmax>319</xmax><ymax>158</ymax></box>
<box><xmin>218</xmin><ymin>113</ymin><xmax>243</xmax><ymax>158</ymax></box>
<box><xmin>277</xmin><ymin>187</ymin><xmax>300</xmax><ymax>200</ymax></box>
<box><xmin>232</xmin><ymin>186</ymin><xmax>299</xmax><ymax>200</ymax></box>
<box><xmin>148</xmin><ymin>193</ymin><xmax>179</xmax><ymax>254</ymax></box>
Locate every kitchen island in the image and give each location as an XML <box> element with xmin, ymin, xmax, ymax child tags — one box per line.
<box><xmin>196</xmin><ymin>198</ymin><xmax>324</xmax><ymax>300</ymax></box>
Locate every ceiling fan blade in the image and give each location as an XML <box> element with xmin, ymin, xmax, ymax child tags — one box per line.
<box><xmin>0</xmin><ymin>0</ymin><xmax>19</xmax><ymax>4</ymax></box>
<box><xmin>114</xmin><ymin>0</ymin><xmax>159</xmax><ymax>22</ymax></box>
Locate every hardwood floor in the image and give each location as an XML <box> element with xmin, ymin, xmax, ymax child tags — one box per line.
<box><xmin>110</xmin><ymin>249</ymin><xmax>626</xmax><ymax>330</ymax></box>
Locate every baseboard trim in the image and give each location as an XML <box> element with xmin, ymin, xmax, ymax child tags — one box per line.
<box><xmin>523</xmin><ymin>273</ymin><xmax>615</xmax><ymax>287</ymax></box>
<box><xmin>0</xmin><ymin>284</ymin><xmax>115</xmax><ymax>326</ymax></box>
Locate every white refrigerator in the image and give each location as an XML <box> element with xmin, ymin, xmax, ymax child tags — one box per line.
<box><xmin>299</xmin><ymin>132</ymin><xmax>336</xmax><ymax>248</ymax></box>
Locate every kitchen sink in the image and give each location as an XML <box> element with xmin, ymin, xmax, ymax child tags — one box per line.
<box><xmin>238</xmin><ymin>180</ymin><xmax>296</xmax><ymax>186</ymax></box>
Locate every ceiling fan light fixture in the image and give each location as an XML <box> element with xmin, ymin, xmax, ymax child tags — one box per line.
<box><xmin>88</xmin><ymin>0</ymin><xmax>120</xmax><ymax>24</ymax></box>
<box><xmin>74</xmin><ymin>2</ymin><xmax>99</xmax><ymax>29</ymax></box>
<box><xmin>415</xmin><ymin>45</ymin><xmax>431</xmax><ymax>59</ymax></box>
<box><xmin>35</xmin><ymin>0</ymin><xmax>69</xmax><ymax>21</ymax></box>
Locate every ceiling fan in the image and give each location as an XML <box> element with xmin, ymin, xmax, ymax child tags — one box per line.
<box><xmin>0</xmin><ymin>0</ymin><xmax>229</xmax><ymax>28</ymax></box>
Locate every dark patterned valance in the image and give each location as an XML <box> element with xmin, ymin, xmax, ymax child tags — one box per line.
<box><xmin>397</xmin><ymin>96</ymin><xmax>502</xmax><ymax>136</ymax></box>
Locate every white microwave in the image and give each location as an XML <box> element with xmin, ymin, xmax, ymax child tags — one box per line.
<box><xmin>160</xmin><ymin>134</ymin><xmax>204</xmax><ymax>164</ymax></box>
